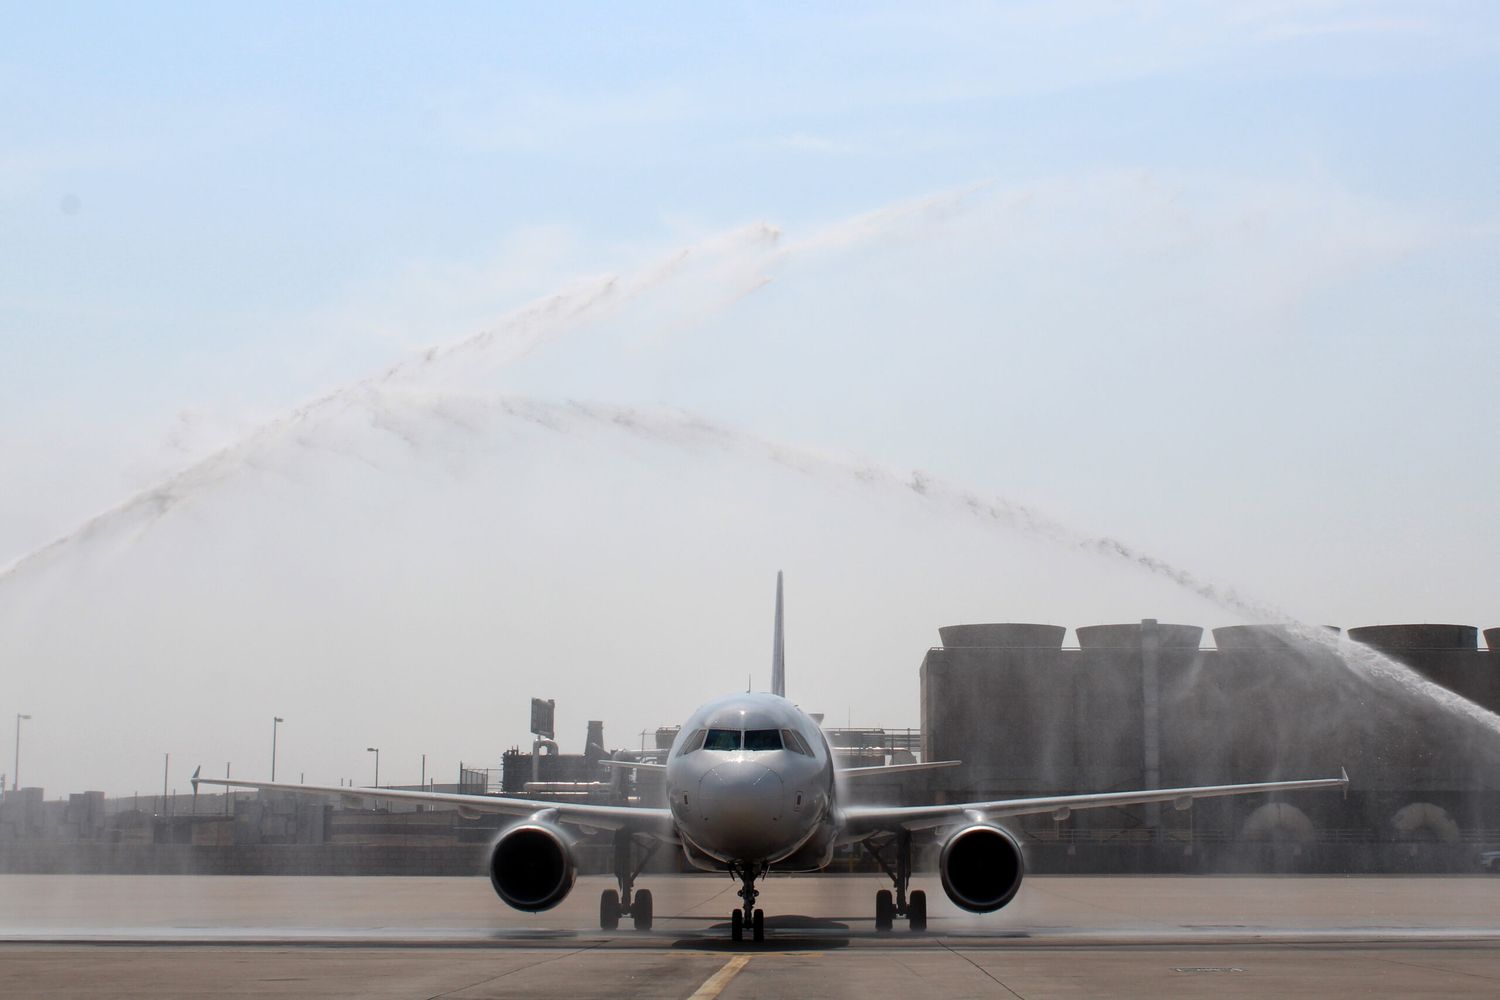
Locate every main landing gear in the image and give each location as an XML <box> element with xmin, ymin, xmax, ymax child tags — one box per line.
<box><xmin>599</xmin><ymin>829</ymin><xmax>659</xmax><ymax>931</ymax></box>
<box><xmin>862</xmin><ymin>830</ymin><xmax>927</xmax><ymax>932</ymax></box>
<box><xmin>728</xmin><ymin>862</ymin><xmax>766</xmax><ymax>942</ymax></box>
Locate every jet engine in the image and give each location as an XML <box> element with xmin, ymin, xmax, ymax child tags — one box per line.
<box><xmin>487</xmin><ymin>822</ymin><xmax>577</xmax><ymax>912</ymax></box>
<box><xmin>937</xmin><ymin>823</ymin><xmax>1025</xmax><ymax>913</ymax></box>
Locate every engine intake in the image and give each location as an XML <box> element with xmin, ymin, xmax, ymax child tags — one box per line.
<box><xmin>487</xmin><ymin>822</ymin><xmax>577</xmax><ymax>912</ymax></box>
<box><xmin>938</xmin><ymin>823</ymin><xmax>1025</xmax><ymax>913</ymax></box>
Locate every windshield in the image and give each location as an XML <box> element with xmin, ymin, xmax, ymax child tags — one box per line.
<box><xmin>744</xmin><ymin>729</ymin><xmax>783</xmax><ymax>751</ymax></box>
<box><xmin>781</xmin><ymin>729</ymin><xmax>812</xmax><ymax>756</ymax></box>
<box><xmin>703</xmin><ymin>728</ymin><xmax>742</xmax><ymax>751</ymax></box>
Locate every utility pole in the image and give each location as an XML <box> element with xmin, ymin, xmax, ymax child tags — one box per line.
<box><xmin>13</xmin><ymin>713</ymin><xmax>32</xmax><ymax>793</ymax></box>
<box><xmin>271</xmin><ymin>717</ymin><xmax>284</xmax><ymax>781</ymax></box>
<box><xmin>162</xmin><ymin>753</ymin><xmax>169</xmax><ymax>816</ymax></box>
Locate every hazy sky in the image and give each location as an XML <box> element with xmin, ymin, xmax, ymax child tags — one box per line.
<box><xmin>3</xmin><ymin>3</ymin><xmax>1498</xmax><ymax>795</ymax></box>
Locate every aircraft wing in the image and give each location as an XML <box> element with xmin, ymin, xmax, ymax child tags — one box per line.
<box><xmin>839</xmin><ymin>760</ymin><xmax>961</xmax><ymax>778</ymax></box>
<box><xmin>192</xmin><ymin>772</ymin><xmax>676</xmax><ymax>839</ymax></box>
<box><xmin>839</xmin><ymin>770</ymin><xmax>1348</xmax><ymax>839</ymax></box>
<box><xmin>599</xmin><ymin>759</ymin><xmax>666</xmax><ymax>773</ymax></box>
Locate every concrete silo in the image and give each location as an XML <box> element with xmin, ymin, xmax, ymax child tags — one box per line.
<box><xmin>1074</xmin><ymin>621</ymin><xmax>1203</xmax><ymax>794</ymax></box>
<box><xmin>1208</xmin><ymin>625</ymin><xmax>1348</xmax><ymax>785</ymax></box>
<box><xmin>920</xmin><ymin>624</ymin><xmax>1071</xmax><ymax>800</ymax></box>
<box><xmin>1347</xmin><ymin>624</ymin><xmax>1489</xmax><ymax>709</ymax></box>
<box><xmin>1348</xmin><ymin>623</ymin><xmax>1493</xmax><ymax>833</ymax></box>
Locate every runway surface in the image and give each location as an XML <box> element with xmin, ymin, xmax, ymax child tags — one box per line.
<box><xmin>4</xmin><ymin>874</ymin><xmax>1500</xmax><ymax>997</ymax></box>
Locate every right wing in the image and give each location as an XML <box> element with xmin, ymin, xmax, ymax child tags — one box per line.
<box><xmin>599</xmin><ymin>759</ymin><xmax>666</xmax><ymax>773</ymax></box>
<box><xmin>840</xmin><ymin>769</ymin><xmax>1348</xmax><ymax>840</ymax></box>
<box><xmin>192</xmin><ymin>771</ymin><xmax>677</xmax><ymax>839</ymax></box>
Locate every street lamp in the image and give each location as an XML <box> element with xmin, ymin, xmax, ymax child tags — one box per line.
<box><xmin>12</xmin><ymin>714</ymin><xmax>32</xmax><ymax>794</ymax></box>
<box><xmin>271</xmin><ymin>717</ymin><xmax>284</xmax><ymax>781</ymax></box>
<box><xmin>366</xmin><ymin>747</ymin><xmax>379</xmax><ymax>787</ymax></box>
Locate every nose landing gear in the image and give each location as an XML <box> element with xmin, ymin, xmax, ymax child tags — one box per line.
<box><xmin>728</xmin><ymin>862</ymin><xmax>766</xmax><ymax>942</ymax></box>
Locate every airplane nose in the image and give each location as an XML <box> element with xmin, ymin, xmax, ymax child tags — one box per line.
<box><xmin>697</xmin><ymin>763</ymin><xmax>785</xmax><ymax>849</ymax></box>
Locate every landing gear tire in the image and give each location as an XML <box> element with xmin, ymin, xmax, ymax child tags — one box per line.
<box><xmin>600</xmin><ymin>889</ymin><xmax>620</xmax><ymax>930</ymax></box>
<box><xmin>875</xmin><ymin>889</ymin><xmax>894</xmax><ymax>932</ymax></box>
<box><xmin>731</xmin><ymin>908</ymin><xmax>744</xmax><ymax>942</ymax></box>
<box><xmin>632</xmin><ymin>889</ymin><xmax>654</xmax><ymax>931</ymax></box>
<box><xmin>908</xmin><ymin>889</ymin><xmax>927</xmax><ymax>932</ymax></box>
<box><xmin>752</xmin><ymin>907</ymin><xmax>765</xmax><ymax>942</ymax></box>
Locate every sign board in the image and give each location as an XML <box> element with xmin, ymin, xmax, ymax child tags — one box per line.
<box><xmin>530</xmin><ymin>698</ymin><xmax>556</xmax><ymax>739</ymax></box>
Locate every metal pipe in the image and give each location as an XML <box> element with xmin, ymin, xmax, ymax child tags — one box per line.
<box><xmin>12</xmin><ymin>713</ymin><xmax>31</xmax><ymax>793</ymax></box>
<box><xmin>271</xmin><ymin>717</ymin><xmax>284</xmax><ymax>781</ymax></box>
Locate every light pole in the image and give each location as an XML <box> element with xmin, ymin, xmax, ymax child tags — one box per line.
<box><xmin>366</xmin><ymin>747</ymin><xmax>379</xmax><ymax>787</ymax></box>
<box><xmin>271</xmin><ymin>717</ymin><xmax>285</xmax><ymax>781</ymax></box>
<box><xmin>12</xmin><ymin>714</ymin><xmax>31</xmax><ymax>794</ymax></box>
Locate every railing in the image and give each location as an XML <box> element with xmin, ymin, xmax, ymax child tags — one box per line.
<box><xmin>457</xmin><ymin>765</ymin><xmax>501</xmax><ymax>794</ymax></box>
<box><xmin>1023</xmin><ymin>827</ymin><xmax>1500</xmax><ymax>846</ymax></box>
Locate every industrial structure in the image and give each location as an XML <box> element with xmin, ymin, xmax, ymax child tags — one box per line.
<box><xmin>2</xmin><ymin>621</ymin><xmax>1497</xmax><ymax>875</ymax></box>
<box><xmin>921</xmin><ymin>621</ymin><xmax>1500</xmax><ymax>870</ymax></box>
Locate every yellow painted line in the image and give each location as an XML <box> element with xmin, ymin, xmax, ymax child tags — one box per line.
<box><xmin>687</xmin><ymin>955</ymin><xmax>752</xmax><ymax>999</ymax></box>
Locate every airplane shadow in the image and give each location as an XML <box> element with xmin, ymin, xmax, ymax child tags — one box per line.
<box><xmin>483</xmin><ymin>929</ymin><xmax>582</xmax><ymax>942</ymax></box>
<box><xmin>671</xmin><ymin>914</ymin><xmax>851</xmax><ymax>951</ymax></box>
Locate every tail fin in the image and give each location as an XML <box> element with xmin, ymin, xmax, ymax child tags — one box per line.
<box><xmin>771</xmin><ymin>571</ymin><xmax>786</xmax><ymax>697</ymax></box>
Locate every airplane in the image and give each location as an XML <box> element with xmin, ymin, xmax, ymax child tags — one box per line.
<box><xmin>193</xmin><ymin>573</ymin><xmax>1349</xmax><ymax>942</ymax></box>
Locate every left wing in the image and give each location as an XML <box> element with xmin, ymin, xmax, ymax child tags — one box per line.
<box><xmin>192</xmin><ymin>771</ymin><xmax>676</xmax><ymax>839</ymax></box>
<box><xmin>839</xmin><ymin>760</ymin><xmax>961</xmax><ymax>779</ymax></box>
<box><xmin>839</xmin><ymin>769</ymin><xmax>1348</xmax><ymax>840</ymax></box>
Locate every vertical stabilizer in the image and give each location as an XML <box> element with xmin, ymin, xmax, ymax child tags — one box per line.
<box><xmin>771</xmin><ymin>571</ymin><xmax>786</xmax><ymax>697</ymax></box>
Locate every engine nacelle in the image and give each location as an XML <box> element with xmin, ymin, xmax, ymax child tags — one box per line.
<box><xmin>487</xmin><ymin>822</ymin><xmax>577</xmax><ymax>912</ymax></box>
<box><xmin>938</xmin><ymin>823</ymin><xmax>1025</xmax><ymax>913</ymax></box>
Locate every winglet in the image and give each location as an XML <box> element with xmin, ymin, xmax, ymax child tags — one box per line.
<box><xmin>1341</xmin><ymin>765</ymin><xmax>1350</xmax><ymax>800</ymax></box>
<box><xmin>190</xmin><ymin>765</ymin><xmax>201</xmax><ymax>800</ymax></box>
<box><xmin>771</xmin><ymin>571</ymin><xmax>785</xmax><ymax>698</ymax></box>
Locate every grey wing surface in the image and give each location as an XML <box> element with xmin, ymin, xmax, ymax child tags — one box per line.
<box><xmin>839</xmin><ymin>771</ymin><xmax>1348</xmax><ymax>840</ymax></box>
<box><xmin>839</xmin><ymin>760</ymin><xmax>961</xmax><ymax>779</ymax></box>
<box><xmin>193</xmin><ymin>774</ymin><xmax>676</xmax><ymax>840</ymax></box>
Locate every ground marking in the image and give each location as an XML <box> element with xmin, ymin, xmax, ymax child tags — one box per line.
<box><xmin>687</xmin><ymin>955</ymin><xmax>752</xmax><ymax>999</ymax></box>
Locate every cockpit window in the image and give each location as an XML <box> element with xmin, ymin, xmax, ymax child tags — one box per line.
<box><xmin>679</xmin><ymin>729</ymin><xmax>707</xmax><ymax>754</ymax></box>
<box><xmin>780</xmin><ymin>729</ymin><xmax>812</xmax><ymax>756</ymax></box>
<box><xmin>744</xmin><ymin>729</ymin><xmax>783</xmax><ymax>751</ymax></box>
<box><xmin>703</xmin><ymin>728</ymin><xmax>742</xmax><ymax>751</ymax></box>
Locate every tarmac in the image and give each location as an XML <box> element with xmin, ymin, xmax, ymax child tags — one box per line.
<box><xmin>4</xmin><ymin>873</ymin><xmax>1500</xmax><ymax>997</ymax></box>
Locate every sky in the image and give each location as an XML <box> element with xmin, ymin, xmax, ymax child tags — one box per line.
<box><xmin>2</xmin><ymin>2</ymin><xmax>1498</xmax><ymax>795</ymax></box>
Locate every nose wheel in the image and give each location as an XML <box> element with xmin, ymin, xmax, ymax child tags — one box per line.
<box><xmin>729</xmin><ymin>863</ymin><xmax>766</xmax><ymax>942</ymax></box>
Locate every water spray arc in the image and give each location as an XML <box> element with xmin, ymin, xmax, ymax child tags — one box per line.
<box><xmin>1</xmin><ymin>187</ymin><xmax>1494</xmax><ymax>780</ymax></box>
<box><xmin>6</xmin><ymin>385</ymin><xmax>1500</xmax><ymax>755</ymax></box>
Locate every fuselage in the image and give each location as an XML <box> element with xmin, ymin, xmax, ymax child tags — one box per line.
<box><xmin>665</xmin><ymin>693</ymin><xmax>837</xmax><ymax>871</ymax></box>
